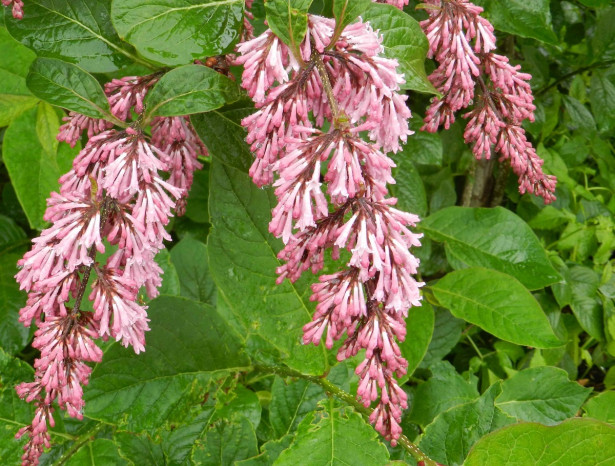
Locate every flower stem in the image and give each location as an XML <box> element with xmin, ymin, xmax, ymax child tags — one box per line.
<box><xmin>255</xmin><ymin>364</ymin><xmax>439</xmax><ymax>466</ymax></box>
<box><xmin>313</xmin><ymin>54</ymin><xmax>345</xmax><ymax>127</ymax></box>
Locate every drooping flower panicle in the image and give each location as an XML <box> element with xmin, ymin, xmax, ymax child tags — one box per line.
<box><xmin>14</xmin><ymin>71</ymin><xmax>208</xmax><ymax>465</ymax></box>
<box><xmin>420</xmin><ymin>0</ymin><xmax>557</xmax><ymax>203</ymax></box>
<box><xmin>237</xmin><ymin>14</ymin><xmax>423</xmax><ymax>444</ymax></box>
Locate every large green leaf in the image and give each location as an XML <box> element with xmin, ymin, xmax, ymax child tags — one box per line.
<box><xmin>269</xmin><ymin>377</ymin><xmax>326</xmax><ymax>438</ymax></box>
<box><xmin>409</xmin><ymin>361</ymin><xmax>479</xmax><ymax>428</ymax></box>
<box><xmin>390</xmin><ymin>153</ymin><xmax>428</xmax><ymax>218</ymax></box>
<box><xmin>170</xmin><ymin>237</ymin><xmax>217</xmax><ymax>305</ymax></box>
<box><xmin>191</xmin><ymin>416</ymin><xmax>259</xmax><ymax>466</ymax></box>
<box><xmin>5</xmin><ymin>0</ymin><xmax>134</xmax><ymax>72</ymax></box>
<box><xmin>0</xmin><ymin>254</ymin><xmax>29</xmax><ymax>355</ymax></box>
<box><xmin>190</xmin><ymin>100</ymin><xmax>254</xmax><ymax>173</ymax></box>
<box><xmin>363</xmin><ymin>3</ymin><xmax>436</xmax><ymax>94</ymax></box>
<box><xmin>332</xmin><ymin>0</ymin><xmax>371</xmax><ymax>33</ymax></box>
<box><xmin>568</xmin><ymin>265</ymin><xmax>605</xmax><ymax>341</ymax></box>
<box><xmin>474</xmin><ymin>0</ymin><xmax>558</xmax><ymax>45</ymax></box>
<box><xmin>26</xmin><ymin>58</ymin><xmax>112</xmax><ymax>119</ymax></box>
<box><xmin>111</xmin><ymin>0</ymin><xmax>244</xmax><ymax>66</ymax></box>
<box><xmin>2</xmin><ymin>103</ymin><xmax>79</xmax><ymax>229</ymax></box>
<box><xmin>84</xmin><ymin>296</ymin><xmax>250</xmax><ymax>432</ymax></box>
<box><xmin>431</xmin><ymin>268</ymin><xmax>563</xmax><ymax>348</ymax></box>
<box><xmin>0</xmin><ymin>215</ymin><xmax>27</xmax><ymax>256</ymax></box>
<box><xmin>419</xmin><ymin>383</ymin><xmax>515</xmax><ymax>466</ymax></box>
<box><xmin>144</xmin><ymin>65</ymin><xmax>240</xmax><ymax>119</ymax></box>
<box><xmin>590</xmin><ymin>71</ymin><xmax>615</xmax><ymax>135</ymax></box>
<box><xmin>207</xmin><ymin>159</ymin><xmax>328</xmax><ymax>375</ymax></box>
<box><xmin>591</xmin><ymin>8</ymin><xmax>615</xmax><ymax>61</ymax></box>
<box><xmin>64</xmin><ymin>439</ymin><xmax>128</xmax><ymax>466</ymax></box>
<box><xmin>419</xmin><ymin>307</ymin><xmax>465</xmax><ymax>367</ymax></box>
<box><xmin>465</xmin><ymin>418</ymin><xmax>615</xmax><ymax>465</ymax></box>
<box><xmin>495</xmin><ymin>367</ymin><xmax>591</xmax><ymax>425</ymax></box>
<box><xmin>265</xmin><ymin>0</ymin><xmax>312</xmax><ymax>51</ymax></box>
<box><xmin>398</xmin><ymin>301</ymin><xmax>434</xmax><ymax>382</ymax></box>
<box><xmin>275</xmin><ymin>403</ymin><xmax>390</xmax><ymax>465</ymax></box>
<box><xmin>583</xmin><ymin>391</ymin><xmax>615</xmax><ymax>426</ymax></box>
<box><xmin>0</xmin><ymin>25</ymin><xmax>38</xmax><ymax>127</ymax></box>
<box><xmin>421</xmin><ymin>206</ymin><xmax>561</xmax><ymax>290</ymax></box>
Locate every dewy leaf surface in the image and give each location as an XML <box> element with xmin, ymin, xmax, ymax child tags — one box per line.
<box><xmin>495</xmin><ymin>366</ymin><xmax>591</xmax><ymax>425</ymax></box>
<box><xmin>207</xmin><ymin>159</ymin><xmax>327</xmax><ymax>375</ymax></box>
<box><xmin>144</xmin><ymin>65</ymin><xmax>240</xmax><ymax>118</ymax></box>
<box><xmin>5</xmin><ymin>0</ymin><xmax>134</xmax><ymax>72</ymax></box>
<box><xmin>421</xmin><ymin>206</ymin><xmax>561</xmax><ymax>290</ymax></box>
<box><xmin>111</xmin><ymin>0</ymin><xmax>244</xmax><ymax>66</ymax></box>
<box><xmin>84</xmin><ymin>295</ymin><xmax>250</xmax><ymax>432</ymax></box>
<box><xmin>274</xmin><ymin>403</ymin><xmax>390</xmax><ymax>465</ymax></box>
<box><xmin>464</xmin><ymin>418</ymin><xmax>615</xmax><ymax>465</ymax></box>
<box><xmin>431</xmin><ymin>268</ymin><xmax>562</xmax><ymax>348</ymax></box>
<box><xmin>26</xmin><ymin>58</ymin><xmax>111</xmax><ymax>119</ymax></box>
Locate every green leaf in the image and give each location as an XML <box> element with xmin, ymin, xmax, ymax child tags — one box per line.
<box><xmin>590</xmin><ymin>71</ymin><xmax>615</xmax><ymax>135</ymax></box>
<box><xmin>421</xmin><ymin>206</ymin><xmax>561</xmax><ymax>290</ymax></box>
<box><xmin>398</xmin><ymin>301</ymin><xmax>434</xmax><ymax>381</ymax></box>
<box><xmin>0</xmin><ymin>214</ymin><xmax>27</xmax><ymax>255</ymax></box>
<box><xmin>2</xmin><ymin>103</ymin><xmax>79</xmax><ymax>229</ymax></box>
<box><xmin>390</xmin><ymin>154</ymin><xmax>428</xmax><ymax>218</ymax></box>
<box><xmin>275</xmin><ymin>403</ymin><xmax>390</xmax><ymax>465</ymax></box>
<box><xmin>563</xmin><ymin>95</ymin><xmax>597</xmax><ymax>132</ymax></box>
<box><xmin>192</xmin><ymin>416</ymin><xmax>259</xmax><ymax>466</ymax></box>
<box><xmin>111</xmin><ymin>0</ymin><xmax>244</xmax><ymax>66</ymax></box>
<box><xmin>568</xmin><ymin>266</ymin><xmax>604</xmax><ymax>341</ymax></box>
<box><xmin>26</xmin><ymin>58</ymin><xmax>111</xmax><ymax>119</ymax></box>
<box><xmin>419</xmin><ymin>383</ymin><xmax>515</xmax><ymax>466</ymax></box>
<box><xmin>0</xmin><ymin>25</ymin><xmax>38</xmax><ymax>127</ymax></box>
<box><xmin>399</xmin><ymin>116</ymin><xmax>443</xmax><ymax>167</ymax></box>
<box><xmin>364</xmin><ymin>3</ymin><xmax>437</xmax><ymax>94</ymax></box>
<box><xmin>153</xmin><ymin>249</ymin><xmax>181</xmax><ymax>296</ymax></box>
<box><xmin>64</xmin><ymin>439</ymin><xmax>128</xmax><ymax>466</ymax></box>
<box><xmin>0</xmin><ymin>254</ymin><xmax>29</xmax><ymax>355</ymax></box>
<box><xmin>419</xmin><ymin>307</ymin><xmax>465</xmax><ymax>368</ymax></box>
<box><xmin>207</xmin><ymin>159</ymin><xmax>327</xmax><ymax>375</ymax></box>
<box><xmin>332</xmin><ymin>0</ymin><xmax>371</xmax><ymax>33</ymax></box>
<box><xmin>84</xmin><ymin>296</ymin><xmax>250</xmax><ymax>432</ymax></box>
<box><xmin>5</xmin><ymin>0</ymin><xmax>133</xmax><ymax>72</ymax></box>
<box><xmin>265</xmin><ymin>0</ymin><xmax>312</xmax><ymax>50</ymax></box>
<box><xmin>144</xmin><ymin>65</ymin><xmax>240</xmax><ymax>119</ymax></box>
<box><xmin>269</xmin><ymin>377</ymin><xmax>326</xmax><ymax>438</ymax></box>
<box><xmin>474</xmin><ymin>0</ymin><xmax>558</xmax><ymax>45</ymax></box>
<box><xmin>184</xmin><ymin>165</ymin><xmax>210</xmax><ymax>224</ymax></box>
<box><xmin>465</xmin><ymin>418</ymin><xmax>615</xmax><ymax>465</ymax></box>
<box><xmin>583</xmin><ymin>391</ymin><xmax>615</xmax><ymax>426</ymax></box>
<box><xmin>190</xmin><ymin>100</ymin><xmax>254</xmax><ymax>173</ymax></box>
<box><xmin>495</xmin><ymin>367</ymin><xmax>591</xmax><ymax>425</ymax></box>
<box><xmin>0</xmin><ymin>348</ymin><xmax>35</xmax><ymax>465</ymax></box>
<box><xmin>114</xmin><ymin>432</ymin><xmax>165</xmax><ymax>465</ymax></box>
<box><xmin>170</xmin><ymin>237</ymin><xmax>217</xmax><ymax>305</ymax></box>
<box><xmin>431</xmin><ymin>268</ymin><xmax>563</xmax><ymax>348</ymax></box>
<box><xmin>409</xmin><ymin>361</ymin><xmax>479</xmax><ymax>428</ymax></box>
<box><xmin>592</xmin><ymin>8</ymin><xmax>615</xmax><ymax>60</ymax></box>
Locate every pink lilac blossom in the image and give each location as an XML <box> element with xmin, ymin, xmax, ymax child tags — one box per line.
<box><xmin>420</xmin><ymin>0</ymin><xmax>556</xmax><ymax>202</ymax></box>
<box><xmin>2</xmin><ymin>0</ymin><xmax>24</xmax><ymax>19</ymax></box>
<box><xmin>14</xmin><ymin>72</ymin><xmax>205</xmax><ymax>465</ymax></box>
<box><xmin>237</xmin><ymin>14</ymin><xmax>423</xmax><ymax>444</ymax></box>
<box><xmin>373</xmin><ymin>0</ymin><xmax>409</xmax><ymax>10</ymax></box>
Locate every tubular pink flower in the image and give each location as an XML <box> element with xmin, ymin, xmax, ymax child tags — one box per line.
<box><xmin>57</xmin><ymin>112</ymin><xmax>113</xmax><ymax>148</ymax></box>
<box><xmin>2</xmin><ymin>0</ymin><xmax>24</xmax><ymax>19</ymax></box>
<box><xmin>421</xmin><ymin>0</ymin><xmax>556</xmax><ymax>202</ymax></box>
<box><xmin>238</xmin><ymin>14</ymin><xmax>423</xmax><ymax>443</ymax></box>
<box><xmin>104</xmin><ymin>74</ymin><xmax>161</xmax><ymax>121</ymax></box>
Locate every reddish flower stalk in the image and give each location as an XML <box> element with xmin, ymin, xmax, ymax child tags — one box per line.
<box><xmin>14</xmin><ymin>73</ymin><xmax>207</xmax><ymax>465</ymax></box>
<box><xmin>237</xmin><ymin>15</ymin><xmax>423</xmax><ymax>444</ymax></box>
<box><xmin>420</xmin><ymin>0</ymin><xmax>556</xmax><ymax>203</ymax></box>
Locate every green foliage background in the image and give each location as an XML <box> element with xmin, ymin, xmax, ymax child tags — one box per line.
<box><xmin>1</xmin><ymin>0</ymin><xmax>615</xmax><ymax>465</ymax></box>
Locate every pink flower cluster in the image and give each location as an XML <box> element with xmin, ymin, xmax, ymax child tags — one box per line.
<box><xmin>237</xmin><ymin>15</ymin><xmax>423</xmax><ymax>444</ymax></box>
<box><xmin>2</xmin><ymin>0</ymin><xmax>23</xmax><ymax>19</ymax></box>
<box><xmin>374</xmin><ymin>0</ymin><xmax>409</xmax><ymax>8</ymax></box>
<box><xmin>421</xmin><ymin>0</ymin><xmax>556</xmax><ymax>203</ymax></box>
<box><xmin>14</xmin><ymin>73</ymin><xmax>207</xmax><ymax>465</ymax></box>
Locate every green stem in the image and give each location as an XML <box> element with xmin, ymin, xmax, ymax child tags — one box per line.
<box><xmin>56</xmin><ymin>422</ymin><xmax>105</xmax><ymax>465</ymax></box>
<box><xmin>256</xmin><ymin>364</ymin><xmax>438</xmax><ymax>466</ymax></box>
<box><xmin>535</xmin><ymin>59</ymin><xmax>615</xmax><ymax>97</ymax></box>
